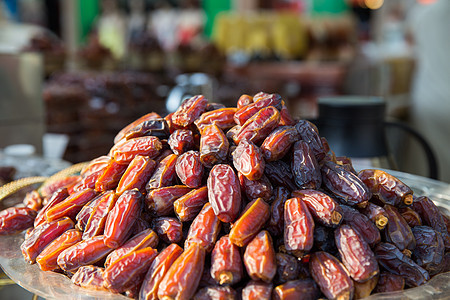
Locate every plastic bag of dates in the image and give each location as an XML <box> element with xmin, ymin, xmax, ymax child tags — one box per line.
<box><xmin>1</xmin><ymin>92</ymin><xmax>450</xmax><ymax>300</ymax></box>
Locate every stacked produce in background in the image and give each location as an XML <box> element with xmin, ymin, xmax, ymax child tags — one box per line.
<box><xmin>1</xmin><ymin>92</ymin><xmax>450</xmax><ymax>299</ymax></box>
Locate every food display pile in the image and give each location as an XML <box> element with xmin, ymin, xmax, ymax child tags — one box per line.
<box><xmin>1</xmin><ymin>92</ymin><xmax>450</xmax><ymax>300</ymax></box>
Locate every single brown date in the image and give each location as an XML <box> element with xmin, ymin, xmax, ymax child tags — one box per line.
<box><xmin>175</xmin><ymin>150</ymin><xmax>204</xmax><ymax>188</ymax></box>
<box><xmin>193</xmin><ymin>285</ymin><xmax>237</xmax><ymax>300</ymax></box>
<box><xmin>94</xmin><ymin>157</ymin><xmax>129</xmax><ymax>192</ymax></box>
<box><xmin>272</xmin><ymin>279</ymin><xmax>320</xmax><ymax>300</ymax></box>
<box><xmin>185</xmin><ymin>203</ymin><xmax>221</xmax><ymax>252</ymax></box>
<box><xmin>266</xmin><ymin>187</ymin><xmax>290</xmax><ymax>237</ymax></box>
<box><xmin>237</xmin><ymin>94</ymin><xmax>253</xmax><ymax>108</ymax></box>
<box><xmin>0</xmin><ymin>207</ymin><xmax>37</xmax><ymax>235</ymax></box>
<box><xmin>123</xmin><ymin>118</ymin><xmax>170</xmax><ymax>141</ymax></box>
<box><xmin>373</xmin><ymin>272</ymin><xmax>405</xmax><ymax>293</ymax></box>
<box><xmin>359</xmin><ymin>202</ymin><xmax>389</xmax><ymax>230</ymax></box>
<box><xmin>398</xmin><ymin>207</ymin><xmax>422</xmax><ymax>227</ymax></box>
<box><xmin>411</xmin><ymin>225</ymin><xmax>444</xmax><ymax>275</ymax></box>
<box><xmin>116</xmin><ymin>155</ymin><xmax>156</xmax><ymax>195</ymax></box>
<box><xmin>23</xmin><ymin>190</ymin><xmax>43</xmax><ymax>211</ymax></box>
<box><xmin>238</xmin><ymin>173</ymin><xmax>273</xmax><ymax>202</ymax></box>
<box><xmin>274</xmin><ymin>253</ymin><xmax>301</xmax><ymax>284</ymax></box>
<box><xmin>260</xmin><ymin>126</ymin><xmax>299</xmax><ymax>162</ymax></box>
<box><xmin>291</xmin><ymin>141</ymin><xmax>322</xmax><ymax>189</ymax></box>
<box><xmin>200</xmin><ymin>123</ymin><xmax>229</xmax><ymax>168</ymax></box>
<box><xmin>168</xmin><ymin>129</ymin><xmax>195</xmax><ymax>155</ymax></box>
<box><xmin>210</xmin><ymin>235</ymin><xmax>243</xmax><ymax>286</ymax></box>
<box><xmin>152</xmin><ymin>217</ymin><xmax>183</xmax><ymax>244</ymax></box>
<box><xmin>384</xmin><ymin>204</ymin><xmax>416</xmax><ymax>251</ymax></box>
<box><xmin>295</xmin><ymin>120</ymin><xmax>326</xmax><ymax>161</ymax></box>
<box><xmin>234</xmin><ymin>106</ymin><xmax>280</xmax><ymax>145</ymax></box>
<box><xmin>195</xmin><ymin>107</ymin><xmax>237</xmax><ymax>133</ymax></box>
<box><xmin>34</xmin><ymin>188</ymin><xmax>69</xmax><ymax>227</ymax></box>
<box><xmin>71</xmin><ymin>265</ymin><xmax>108</xmax><ymax>291</ymax></box>
<box><xmin>340</xmin><ymin>205</ymin><xmax>381</xmax><ymax>247</ymax></box>
<box><xmin>110</xmin><ymin>136</ymin><xmax>162</xmax><ymax>164</ymax></box>
<box><xmin>146</xmin><ymin>185</ymin><xmax>192</xmax><ymax>216</ymax></box>
<box><xmin>82</xmin><ymin>191</ymin><xmax>118</xmax><ymax>240</ymax></box>
<box><xmin>146</xmin><ymin>154</ymin><xmax>178</xmax><ymax>190</ymax></box>
<box><xmin>234</xmin><ymin>93</ymin><xmax>282</xmax><ymax>126</ymax></box>
<box><xmin>45</xmin><ymin>188</ymin><xmax>98</xmax><ymax>222</ymax></box>
<box><xmin>264</xmin><ymin>160</ymin><xmax>297</xmax><ymax>191</ymax></box>
<box><xmin>114</xmin><ymin>112</ymin><xmax>162</xmax><ymax>144</ymax></box>
<box><xmin>232</xmin><ymin>140</ymin><xmax>265</xmax><ymax>181</ymax></box>
<box><xmin>172</xmin><ymin>95</ymin><xmax>208</xmax><ymax>127</ymax></box>
<box><xmin>174</xmin><ymin>186</ymin><xmax>209</xmax><ymax>222</ymax></box>
<box><xmin>284</xmin><ymin>197</ymin><xmax>315</xmax><ymax>256</ymax></box>
<box><xmin>243</xmin><ymin>230</ymin><xmax>276</xmax><ymax>282</ymax></box>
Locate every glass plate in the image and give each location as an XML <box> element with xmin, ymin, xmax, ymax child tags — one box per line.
<box><xmin>0</xmin><ymin>170</ymin><xmax>449</xmax><ymax>300</ymax></box>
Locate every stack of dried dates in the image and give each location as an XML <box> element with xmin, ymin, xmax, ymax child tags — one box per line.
<box><xmin>1</xmin><ymin>92</ymin><xmax>450</xmax><ymax>300</ymax></box>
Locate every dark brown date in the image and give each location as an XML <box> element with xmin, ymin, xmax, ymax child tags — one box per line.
<box><xmin>291</xmin><ymin>141</ymin><xmax>322</xmax><ymax>189</ymax></box>
<box><xmin>309</xmin><ymin>251</ymin><xmax>354</xmax><ymax>300</ymax></box>
<box><xmin>243</xmin><ymin>230</ymin><xmax>276</xmax><ymax>282</ymax></box>
<box><xmin>174</xmin><ymin>186</ymin><xmax>209</xmax><ymax>222</ymax></box>
<box><xmin>411</xmin><ymin>226</ymin><xmax>444</xmax><ymax>275</ymax></box>
<box><xmin>238</xmin><ymin>173</ymin><xmax>273</xmax><ymax>202</ymax></box>
<box><xmin>241</xmin><ymin>280</ymin><xmax>273</xmax><ymax>300</ymax></box>
<box><xmin>384</xmin><ymin>204</ymin><xmax>416</xmax><ymax>251</ymax></box>
<box><xmin>152</xmin><ymin>217</ymin><xmax>183</xmax><ymax>244</ymax></box>
<box><xmin>200</xmin><ymin>123</ymin><xmax>229</xmax><ymax>168</ymax></box>
<box><xmin>175</xmin><ymin>150</ymin><xmax>204</xmax><ymax>188</ymax></box>
<box><xmin>313</xmin><ymin>225</ymin><xmax>337</xmax><ymax>255</ymax></box>
<box><xmin>340</xmin><ymin>205</ymin><xmax>381</xmax><ymax>247</ymax></box>
<box><xmin>123</xmin><ymin>118</ymin><xmax>170</xmax><ymax>141</ymax></box>
<box><xmin>185</xmin><ymin>203</ymin><xmax>221</xmax><ymax>252</ymax></box>
<box><xmin>210</xmin><ymin>235</ymin><xmax>243</xmax><ymax>286</ymax></box>
<box><xmin>398</xmin><ymin>207</ymin><xmax>422</xmax><ymax>227</ymax></box>
<box><xmin>232</xmin><ymin>140</ymin><xmax>265</xmax><ymax>181</ymax></box>
<box><xmin>359</xmin><ymin>202</ymin><xmax>389</xmax><ymax>230</ymax></box>
<box><xmin>261</xmin><ymin>126</ymin><xmax>299</xmax><ymax>162</ymax></box>
<box><xmin>266</xmin><ymin>187</ymin><xmax>290</xmax><ymax>237</ymax></box>
<box><xmin>0</xmin><ymin>207</ymin><xmax>37</xmax><ymax>235</ymax></box>
<box><xmin>295</xmin><ymin>120</ymin><xmax>326</xmax><ymax>161</ymax></box>
<box><xmin>264</xmin><ymin>160</ymin><xmax>297</xmax><ymax>191</ymax></box>
<box><xmin>284</xmin><ymin>197</ymin><xmax>314</xmax><ymax>256</ymax></box>
<box><xmin>272</xmin><ymin>279</ymin><xmax>320</xmax><ymax>300</ymax></box>
<box><xmin>374</xmin><ymin>242</ymin><xmax>430</xmax><ymax>287</ymax></box>
<box><xmin>373</xmin><ymin>271</ymin><xmax>405</xmax><ymax>293</ymax></box>
<box><xmin>274</xmin><ymin>253</ymin><xmax>300</xmax><ymax>285</ymax></box>
<box><xmin>114</xmin><ymin>112</ymin><xmax>162</xmax><ymax>144</ymax></box>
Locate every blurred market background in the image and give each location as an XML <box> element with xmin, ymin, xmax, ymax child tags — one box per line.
<box><xmin>1</xmin><ymin>0</ymin><xmax>449</xmax><ymax>298</ymax></box>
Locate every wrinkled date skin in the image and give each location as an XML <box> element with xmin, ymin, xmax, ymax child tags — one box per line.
<box><xmin>95</xmin><ymin>159</ymin><xmax>129</xmax><ymax>192</ymax></box>
<box><xmin>104</xmin><ymin>247</ymin><xmax>158</xmax><ymax>293</ymax></box>
<box><xmin>242</xmin><ymin>281</ymin><xmax>273</xmax><ymax>300</ymax></box>
<box><xmin>110</xmin><ymin>136</ymin><xmax>162</xmax><ymax>164</ymax></box>
<box><xmin>273</xmin><ymin>279</ymin><xmax>321</xmax><ymax>300</ymax></box>
<box><xmin>175</xmin><ymin>151</ymin><xmax>204</xmax><ymax>188</ymax></box>
<box><xmin>295</xmin><ymin>120</ymin><xmax>326</xmax><ymax>161</ymax></box>
<box><xmin>411</xmin><ymin>226</ymin><xmax>444</xmax><ymax>275</ymax></box>
<box><xmin>398</xmin><ymin>207</ymin><xmax>422</xmax><ymax>227</ymax></box>
<box><xmin>123</xmin><ymin>118</ymin><xmax>170</xmax><ymax>141</ymax></box>
<box><xmin>207</xmin><ymin>164</ymin><xmax>241</xmax><ymax>223</ymax></box>
<box><xmin>174</xmin><ymin>186</ymin><xmax>209</xmax><ymax>222</ymax></box>
<box><xmin>360</xmin><ymin>203</ymin><xmax>389</xmax><ymax>230</ymax></box>
<box><xmin>374</xmin><ymin>242</ymin><xmax>430</xmax><ymax>287</ymax></box>
<box><xmin>313</xmin><ymin>225</ymin><xmax>337</xmax><ymax>255</ymax></box>
<box><xmin>284</xmin><ymin>197</ymin><xmax>315</xmax><ymax>255</ymax></box>
<box><xmin>274</xmin><ymin>253</ymin><xmax>301</xmax><ymax>284</ymax></box>
<box><xmin>264</xmin><ymin>160</ymin><xmax>297</xmax><ymax>191</ymax></box>
<box><xmin>279</xmin><ymin>104</ymin><xmax>296</xmax><ymax>126</ymax></box>
<box><xmin>374</xmin><ymin>272</ymin><xmax>405</xmax><ymax>293</ymax></box>
<box><xmin>146</xmin><ymin>185</ymin><xmax>192</xmax><ymax>216</ymax></box>
<box><xmin>267</xmin><ymin>187</ymin><xmax>290</xmax><ymax>237</ymax></box>
<box><xmin>200</xmin><ymin>123</ymin><xmax>229</xmax><ymax>168</ymax></box>
<box><xmin>139</xmin><ymin>243</ymin><xmax>183</xmax><ymax>300</ymax></box>
<box><xmin>23</xmin><ymin>190</ymin><xmax>43</xmax><ymax>211</ymax></box>
<box><xmin>195</xmin><ymin>107</ymin><xmax>237</xmax><ymax>133</ymax></box>
<box><xmin>157</xmin><ymin>243</ymin><xmax>206</xmax><ymax>300</ymax></box>
<box><xmin>321</xmin><ymin>161</ymin><xmax>371</xmax><ymax>207</ymax></box>
<box><xmin>193</xmin><ymin>286</ymin><xmax>237</xmax><ymax>300</ymax></box>
<box><xmin>335</xmin><ymin>224</ymin><xmax>379</xmax><ymax>282</ymax></box>
<box><xmin>168</xmin><ymin>129</ymin><xmax>195</xmax><ymax>155</ymax></box>
<box><xmin>114</xmin><ymin>112</ymin><xmax>162</xmax><ymax>144</ymax></box>
<box><xmin>210</xmin><ymin>235</ymin><xmax>243</xmax><ymax>286</ymax></box>
<box><xmin>0</xmin><ymin>207</ymin><xmax>37</xmax><ymax>235</ymax></box>
<box><xmin>309</xmin><ymin>251</ymin><xmax>354</xmax><ymax>300</ymax></box>
<box><xmin>105</xmin><ymin>228</ymin><xmax>159</xmax><ymax>267</ymax></box>
<box><xmin>292</xmin><ymin>189</ymin><xmax>342</xmax><ymax>227</ymax></box>
<box><xmin>45</xmin><ymin>188</ymin><xmax>98</xmax><ymax>222</ymax></box>
<box><xmin>146</xmin><ymin>154</ymin><xmax>178</xmax><ymax>190</ymax></box>
<box><xmin>237</xmin><ymin>94</ymin><xmax>253</xmax><ymax>109</ymax></box>
<box><xmin>185</xmin><ymin>203</ymin><xmax>221</xmax><ymax>252</ymax></box>
<box><xmin>233</xmin><ymin>140</ymin><xmax>265</xmax><ymax>180</ymax></box>
<box><xmin>152</xmin><ymin>217</ymin><xmax>183</xmax><ymax>244</ymax></box>
<box><xmin>116</xmin><ymin>155</ymin><xmax>156</xmax><ymax>195</ymax></box>
<box><xmin>57</xmin><ymin>235</ymin><xmax>114</xmax><ymax>273</ymax></box>
<box><xmin>358</xmin><ymin>169</ymin><xmax>413</xmax><ymax>206</ymax></box>
<box><xmin>104</xmin><ymin>189</ymin><xmax>143</xmax><ymax>248</ymax></box>
<box><xmin>340</xmin><ymin>205</ymin><xmax>381</xmax><ymax>247</ymax></box>
<box><xmin>82</xmin><ymin>191</ymin><xmax>118</xmax><ymax>240</ymax></box>
<box><xmin>261</xmin><ymin>126</ymin><xmax>299</xmax><ymax>162</ymax></box>
<box><xmin>71</xmin><ymin>265</ymin><xmax>108</xmax><ymax>291</ymax></box>
<box><xmin>234</xmin><ymin>93</ymin><xmax>282</xmax><ymax>126</ymax></box>
<box><xmin>36</xmin><ymin>229</ymin><xmax>82</xmax><ymax>271</ymax></box>
<box><xmin>239</xmin><ymin>173</ymin><xmax>273</xmax><ymax>202</ymax></box>
<box><xmin>291</xmin><ymin>141</ymin><xmax>322</xmax><ymax>189</ymax></box>
<box><xmin>384</xmin><ymin>205</ymin><xmax>416</xmax><ymax>251</ymax></box>
<box><xmin>229</xmin><ymin>198</ymin><xmax>270</xmax><ymax>247</ymax></box>
<box><xmin>21</xmin><ymin>217</ymin><xmax>74</xmax><ymax>264</ymax></box>
<box><xmin>243</xmin><ymin>230</ymin><xmax>277</xmax><ymax>282</ymax></box>
<box><xmin>172</xmin><ymin>95</ymin><xmax>208</xmax><ymax>127</ymax></box>
<box><xmin>234</xmin><ymin>106</ymin><xmax>281</xmax><ymax>145</ymax></box>
<box><xmin>34</xmin><ymin>188</ymin><xmax>69</xmax><ymax>227</ymax></box>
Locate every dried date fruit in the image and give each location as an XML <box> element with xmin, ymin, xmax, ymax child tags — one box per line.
<box><xmin>266</xmin><ymin>187</ymin><xmax>290</xmax><ymax>237</ymax></box>
<box><xmin>45</xmin><ymin>188</ymin><xmax>98</xmax><ymax>222</ymax></box>
<box><xmin>238</xmin><ymin>173</ymin><xmax>273</xmax><ymax>202</ymax></box>
<box><xmin>359</xmin><ymin>202</ymin><xmax>388</xmax><ymax>230</ymax></box>
<box><xmin>241</xmin><ymin>281</ymin><xmax>273</xmax><ymax>300</ymax></box>
<box><xmin>234</xmin><ymin>93</ymin><xmax>282</xmax><ymax>126</ymax></box>
<box><xmin>175</xmin><ymin>151</ymin><xmax>204</xmax><ymax>188</ymax></box>
<box><xmin>295</xmin><ymin>120</ymin><xmax>326</xmax><ymax>161</ymax></box>
<box><xmin>200</xmin><ymin>123</ymin><xmax>229</xmax><ymax>168</ymax></box>
<box><xmin>273</xmin><ymin>279</ymin><xmax>320</xmax><ymax>300</ymax></box>
<box><xmin>398</xmin><ymin>207</ymin><xmax>422</xmax><ymax>227</ymax></box>
<box><xmin>21</xmin><ymin>217</ymin><xmax>74</xmax><ymax>264</ymax></box>
<box><xmin>185</xmin><ymin>203</ymin><xmax>221</xmax><ymax>252</ymax></box>
<box><xmin>36</xmin><ymin>229</ymin><xmax>82</xmax><ymax>271</ymax></box>
<box><xmin>340</xmin><ymin>205</ymin><xmax>381</xmax><ymax>247</ymax></box>
<box><xmin>172</xmin><ymin>95</ymin><xmax>208</xmax><ymax>127</ymax></box>
<box><xmin>335</xmin><ymin>156</ymin><xmax>357</xmax><ymax>174</ymax></box>
<box><xmin>110</xmin><ymin>136</ymin><xmax>162</xmax><ymax>164</ymax></box>
<box><xmin>23</xmin><ymin>190</ymin><xmax>43</xmax><ymax>211</ymax></box>
<box><xmin>152</xmin><ymin>217</ymin><xmax>183</xmax><ymax>244</ymax></box>
<box><xmin>309</xmin><ymin>251</ymin><xmax>354</xmax><ymax>300</ymax></box>
<box><xmin>279</xmin><ymin>104</ymin><xmax>296</xmax><ymax>126</ymax></box>
<box><xmin>174</xmin><ymin>186</ymin><xmax>209</xmax><ymax>222</ymax></box>
<box><xmin>321</xmin><ymin>161</ymin><xmax>371</xmax><ymax>207</ymax></box>
<box><xmin>146</xmin><ymin>154</ymin><xmax>178</xmax><ymax>190</ymax></box>
<box><xmin>291</xmin><ymin>141</ymin><xmax>322</xmax><ymax>189</ymax></box>
<box><xmin>274</xmin><ymin>253</ymin><xmax>300</xmax><ymax>284</ymax></box>
<box><xmin>233</xmin><ymin>140</ymin><xmax>265</xmax><ymax>180</ymax></box>
<box><xmin>313</xmin><ymin>225</ymin><xmax>337</xmax><ymax>255</ymax></box>
<box><xmin>384</xmin><ymin>204</ymin><xmax>416</xmax><ymax>251</ymax></box>
<box><xmin>104</xmin><ymin>189</ymin><xmax>143</xmax><ymax>248</ymax></box>
<box><xmin>411</xmin><ymin>226</ymin><xmax>444</xmax><ymax>275</ymax></box>
<box><xmin>291</xmin><ymin>189</ymin><xmax>342</xmax><ymax>227</ymax></box>
<box><xmin>39</xmin><ymin>175</ymin><xmax>81</xmax><ymax>199</ymax></box>
<box><xmin>193</xmin><ymin>285</ymin><xmax>237</xmax><ymax>300</ymax></box>
<box><xmin>82</xmin><ymin>191</ymin><xmax>118</xmax><ymax>240</ymax></box>
<box><xmin>358</xmin><ymin>169</ymin><xmax>413</xmax><ymax>206</ymax></box>
<box><xmin>234</xmin><ymin>106</ymin><xmax>281</xmax><ymax>145</ymax></box>
<box><xmin>116</xmin><ymin>155</ymin><xmax>156</xmax><ymax>195</ymax></box>
<box><xmin>195</xmin><ymin>107</ymin><xmax>237</xmax><ymax>133</ymax></box>
<box><xmin>373</xmin><ymin>272</ymin><xmax>405</xmax><ymax>293</ymax></box>
<box><xmin>0</xmin><ymin>207</ymin><xmax>37</xmax><ymax>235</ymax></box>
<box><xmin>146</xmin><ymin>185</ymin><xmax>192</xmax><ymax>216</ymax></box>
<box><xmin>114</xmin><ymin>112</ymin><xmax>162</xmax><ymax>144</ymax></box>
<box><xmin>243</xmin><ymin>230</ymin><xmax>276</xmax><ymax>282</ymax></box>
<box><xmin>226</xmin><ymin>125</ymin><xmax>241</xmax><ymax>142</ymax></box>
<box><xmin>284</xmin><ymin>197</ymin><xmax>314</xmax><ymax>256</ymax></box>
<box><xmin>236</xmin><ymin>94</ymin><xmax>253</xmax><ymax>109</ymax></box>
<box><xmin>229</xmin><ymin>198</ymin><xmax>270</xmax><ymax>247</ymax></box>
<box><xmin>105</xmin><ymin>228</ymin><xmax>159</xmax><ymax>267</ymax></box>
<box><xmin>139</xmin><ymin>243</ymin><xmax>183</xmax><ymax>300</ymax></box>
<box><xmin>157</xmin><ymin>243</ymin><xmax>205</xmax><ymax>300</ymax></box>
<box><xmin>210</xmin><ymin>235</ymin><xmax>243</xmax><ymax>286</ymax></box>
<box><xmin>71</xmin><ymin>265</ymin><xmax>108</xmax><ymax>291</ymax></box>
<box><xmin>104</xmin><ymin>247</ymin><xmax>158</xmax><ymax>294</ymax></box>
<box><xmin>95</xmin><ymin>159</ymin><xmax>129</xmax><ymax>192</ymax></box>
<box><xmin>123</xmin><ymin>118</ymin><xmax>170</xmax><ymax>141</ymax></box>
<box><xmin>261</xmin><ymin>126</ymin><xmax>299</xmax><ymax>162</ymax></box>
<box><xmin>34</xmin><ymin>187</ymin><xmax>69</xmax><ymax>227</ymax></box>
<box><xmin>57</xmin><ymin>235</ymin><xmax>114</xmax><ymax>273</ymax></box>
<box><xmin>335</xmin><ymin>224</ymin><xmax>379</xmax><ymax>282</ymax></box>
<box><xmin>168</xmin><ymin>129</ymin><xmax>195</xmax><ymax>155</ymax></box>
<box><xmin>353</xmin><ymin>275</ymin><xmax>378</xmax><ymax>299</ymax></box>
<box><xmin>375</xmin><ymin>242</ymin><xmax>430</xmax><ymax>287</ymax></box>
<box><xmin>207</xmin><ymin>164</ymin><xmax>241</xmax><ymax>223</ymax></box>
<box><xmin>264</xmin><ymin>160</ymin><xmax>297</xmax><ymax>191</ymax></box>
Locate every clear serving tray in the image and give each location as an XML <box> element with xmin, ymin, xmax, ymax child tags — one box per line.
<box><xmin>0</xmin><ymin>170</ymin><xmax>449</xmax><ymax>300</ymax></box>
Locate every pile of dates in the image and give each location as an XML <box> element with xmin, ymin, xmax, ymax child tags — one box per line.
<box><xmin>1</xmin><ymin>92</ymin><xmax>450</xmax><ymax>300</ymax></box>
